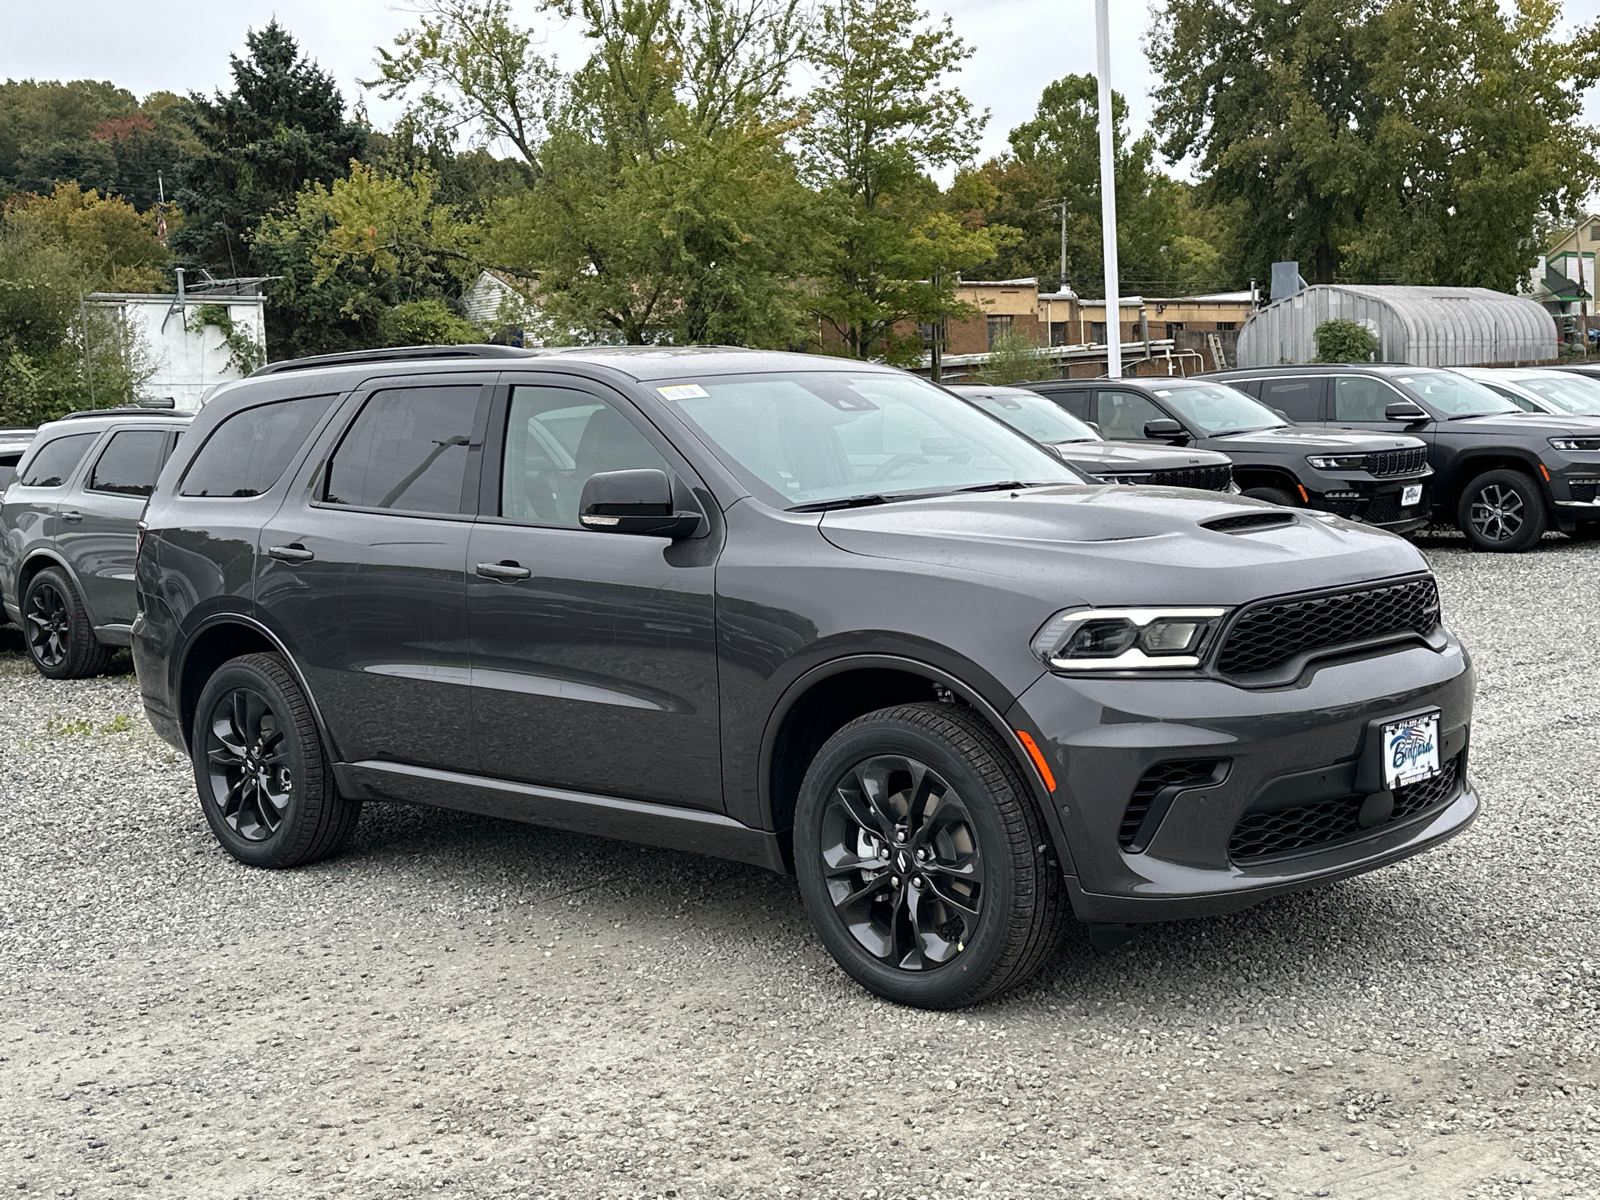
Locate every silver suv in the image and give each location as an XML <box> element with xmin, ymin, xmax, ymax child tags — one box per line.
<box><xmin>1</xmin><ymin>408</ymin><xmax>190</xmax><ymax>678</ymax></box>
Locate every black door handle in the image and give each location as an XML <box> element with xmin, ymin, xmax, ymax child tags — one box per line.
<box><xmin>267</xmin><ymin>544</ymin><xmax>315</xmax><ymax>563</ymax></box>
<box><xmin>60</xmin><ymin>510</ymin><xmax>83</xmax><ymax>522</ymax></box>
<box><xmin>476</xmin><ymin>560</ymin><xmax>532</xmax><ymax>582</ymax></box>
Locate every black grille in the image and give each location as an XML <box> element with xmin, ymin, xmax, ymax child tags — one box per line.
<box><xmin>1229</xmin><ymin>754</ymin><xmax>1463</xmax><ymax>862</ymax></box>
<box><xmin>1364</xmin><ymin>447</ymin><xmax>1429</xmax><ymax>476</ymax></box>
<box><xmin>1216</xmin><ymin>577</ymin><xmax>1440</xmax><ymax>677</ymax></box>
<box><xmin>1571</xmin><ymin>482</ymin><xmax>1599</xmax><ymax>503</ymax></box>
<box><xmin>1202</xmin><ymin>511</ymin><xmax>1296</xmax><ymax>534</ymax></box>
<box><xmin>1147</xmin><ymin>464</ymin><xmax>1232</xmax><ymax>492</ymax></box>
<box><xmin>1362</xmin><ymin>493</ymin><xmax>1402</xmax><ymax>525</ymax></box>
<box><xmin>1119</xmin><ymin>760</ymin><xmax>1226</xmax><ymax>850</ymax></box>
<box><xmin>1324</xmin><ymin>496</ymin><xmax>1361</xmax><ymax>518</ymax></box>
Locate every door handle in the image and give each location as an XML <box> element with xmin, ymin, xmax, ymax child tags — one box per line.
<box><xmin>267</xmin><ymin>544</ymin><xmax>315</xmax><ymax>563</ymax></box>
<box><xmin>60</xmin><ymin>510</ymin><xmax>82</xmax><ymax>522</ymax></box>
<box><xmin>476</xmin><ymin>560</ymin><xmax>532</xmax><ymax>582</ymax></box>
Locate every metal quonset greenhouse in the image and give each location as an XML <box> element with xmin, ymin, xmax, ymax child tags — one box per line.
<box><xmin>1236</xmin><ymin>284</ymin><xmax>1558</xmax><ymax>368</ymax></box>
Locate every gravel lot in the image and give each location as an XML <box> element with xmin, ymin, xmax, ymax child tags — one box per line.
<box><xmin>4</xmin><ymin>530</ymin><xmax>1600</xmax><ymax>1200</ymax></box>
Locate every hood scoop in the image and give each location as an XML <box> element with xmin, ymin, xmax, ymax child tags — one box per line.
<box><xmin>1201</xmin><ymin>511</ymin><xmax>1298</xmax><ymax>534</ymax></box>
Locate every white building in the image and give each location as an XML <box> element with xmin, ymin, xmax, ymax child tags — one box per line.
<box><xmin>462</xmin><ymin>269</ymin><xmax>540</xmax><ymax>343</ymax></box>
<box><xmin>85</xmin><ymin>291</ymin><xmax>267</xmax><ymax>412</ymax></box>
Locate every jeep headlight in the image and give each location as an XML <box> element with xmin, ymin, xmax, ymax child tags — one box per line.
<box><xmin>1031</xmin><ymin>607</ymin><xmax>1229</xmax><ymax>671</ymax></box>
<box><xmin>1306</xmin><ymin>454</ymin><xmax>1369</xmax><ymax>470</ymax></box>
<box><xmin>1549</xmin><ymin>436</ymin><xmax>1600</xmax><ymax>451</ymax></box>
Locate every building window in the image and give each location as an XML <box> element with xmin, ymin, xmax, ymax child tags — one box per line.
<box><xmin>1590</xmin><ymin>223</ymin><xmax>1600</xmax><ymax>242</ymax></box>
<box><xmin>1165</xmin><ymin>322</ymin><xmax>1185</xmax><ymax>339</ymax></box>
<box><xmin>1216</xmin><ymin>322</ymin><xmax>1236</xmax><ymax>331</ymax></box>
<box><xmin>986</xmin><ymin>314</ymin><xmax>1013</xmax><ymax>348</ymax></box>
<box><xmin>918</xmin><ymin>322</ymin><xmax>939</xmax><ymax>346</ymax></box>
<box><xmin>1049</xmin><ymin>321</ymin><xmax>1070</xmax><ymax>346</ymax></box>
<box><xmin>1090</xmin><ymin>321</ymin><xmax>1108</xmax><ymax>344</ymax></box>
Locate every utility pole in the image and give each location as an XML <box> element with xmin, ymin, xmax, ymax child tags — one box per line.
<box><xmin>1095</xmin><ymin>0</ymin><xmax>1122</xmax><ymax>378</ymax></box>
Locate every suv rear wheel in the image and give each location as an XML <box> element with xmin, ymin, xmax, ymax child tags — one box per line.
<box><xmin>794</xmin><ymin>702</ymin><xmax>1066</xmax><ymax>1008</ymax></box>
<box><xmin>23</xmin><ymin>567</ymin><xmax>112</xmax><ymax>680</ymax></box>
<box><xmin>191</xmin><ymin>653</ymin><xmax>361</xmax><ymax>867</ymax></box>
<box><xmin>1457</xmin><ymin>468</ymin><xmax>1547</xmax><ymax>552</ymax></box>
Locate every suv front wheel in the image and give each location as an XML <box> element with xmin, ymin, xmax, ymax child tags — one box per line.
<box><xmin>1457</xmin><ymin>468</ymin><xmax>1547</xmax><ymax>552</ymax></box>
<box><xmin>794</xmin><ymin>702</ymin><xmax>1066</xmax><ymax>1008</ymax></box>
<box><xmin>191</xmin><ymin>653</ymin><xmax>361</xmax><ymax>867</ymax></box>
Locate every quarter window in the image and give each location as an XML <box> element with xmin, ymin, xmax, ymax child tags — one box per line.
<box><xmin>18</xmin><ymin>433</ymin><xmax>98</xmax><ymax>488</ymax></box>
<box><xmin>89</xmin><ymin>429</ymin><xmax>172</xmax><ymax>497</ymax></box>
<box><xmin>1094</xmin><ymin>390</ymin><xmax>1169</xmax><ymax>441</ymax></box>
<box><xmin>182</xmin><ymin>396</ymin><xmax>327</xmax><ymax>498</ymax></box>
<box><xmin>1261</xmin><ymin>378</ymin><xmax>1322</xmax><ymax>422</ymax></box>
<box><xmin>1333</xmin><ymin>376</ymin><xmax>1405</xmax><ymax>423</ymax></box>
<box><xmin>500</xmin><ymin>386</ymin><xmax>668</xmax><ymax>527</ymax></box>
<box><xmin>325</xmin><ymin>386</ymin><xmax>481</xmax><ymax>514</ymax></box>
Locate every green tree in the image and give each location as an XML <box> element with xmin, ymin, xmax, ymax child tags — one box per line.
<box><xmin>1314</xmin><ymin>318</ymin><xmax>1378</xmax><ymax>363</ymax></box>
<box><xmin>799</xmin><ymin>0</ymin><xmax>1011</xmax><ymax>363</ymax></box>
<box><xmin>1150</xmin><ymin>0</ymin><xmax>1600</xmax><ymax>290</ymax></box>
<box><xmin>973</xmin><ymin>327</ymin><xmax>1045</xmax><ymax>385</ymax></box>
<box><xmin>172</xmin><ymin>21</ymin><xmax>366</xmax><ymax>283</ymax></box>
<box><xmin>4</xmin><ymin>182</ymin><xmax>172</xmax><ymax>292</ymax></box>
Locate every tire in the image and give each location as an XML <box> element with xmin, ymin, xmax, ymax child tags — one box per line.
<box><xmin>793</xmin><ymin>702</ymin><xmax>1067</xmax><ymax>1009</ymax></box>
<box><xmin>1241</xmin><ymin>485</ymin><xmax>1299</xmax><ymax>507</ymax></box>
<box><xmin>21</xmin><ymin>567</ymin><xmax>113</xmax><ymax>680</ymax></box>
<box><xmin>1456</xmin><ymin>468</ymin><xmax>1547</xmax><ymax>552</ymax></box>
<box><xmin>191</xmin><ymin>652</ymin><xmax>361</xmax><ymax>868</ymax></box>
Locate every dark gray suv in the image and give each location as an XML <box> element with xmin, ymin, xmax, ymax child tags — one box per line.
<box><xmin>2</xmin><ymin>408</ymin><xmax>190</xmax><ymax>677</ymax></box>
<box><xmin>133</xmin><ymin>346</ymin><xmax>1477</xmax><ymax>1008</ymax></box>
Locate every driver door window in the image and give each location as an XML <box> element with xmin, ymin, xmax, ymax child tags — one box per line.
<box><xmin>1094</xmin><ymin>390</ymin><xmax>1168</xmax><ymax>441</ymax></box>
<box><xmin>500</xmin><ymin>386</ymin><xmax>670</xmax><ymax>527</ymax></box>
<box><xmin>1332</xmin><ymin>377</ymin><xmax>1408</xmax><ymax>425</ymax></box>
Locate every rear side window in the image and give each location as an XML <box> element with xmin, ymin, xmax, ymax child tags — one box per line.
<box><xmin>1261</xmin><ymin>378</ymin><xmax>1323</xmax><ymax>422</ymax></box>
<box><xmin>181</xmin><ymin>396</ymin><xmax>327</xmax><ymax>498</ymax></box>
<box><xmin>324</xmin><ymin>386</ymin><xmax>480</xmax><ymax>514</ymax></box>
<box><xmin>89</xmin><ymin>429</ymin><xmax>172</xmax><ymax>497</ymax></box>
<box><xmin>18</xmin><ymin>433</ymin><xmax>99</xmax><ymax>487</ymax></box>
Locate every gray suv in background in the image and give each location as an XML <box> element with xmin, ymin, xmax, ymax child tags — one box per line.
<box><xmin>1</xmin><ymin>408</ymin><xmax>190</xmax><ymax>678</ymax></box>
<box><xmin>0</xmin><ymin>428</ymin><xmax>35</xmax><ymax>492</ymax></box>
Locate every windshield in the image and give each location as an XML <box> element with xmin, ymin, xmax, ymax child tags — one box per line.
<box><xmin>1514</xmin><ymin>375</ymin><xmax>1600</xmax><ymax>416</ymax></box>
<box><xmin>1149</xmin><ymin>381</ymin><xmax>1286</xmax><ymax>435</ymax></box>
<box><xmin>1395</xmin><ymin>371</ymin><xmax>1520</xmax><ymax>417</ymax></box>
<box><xmin>958</xmin><ymin>389</ymin><xmax>1100</xmax><ymax>443</ymax></box>
<box><xmin>662</xmin><ymin>372</ymin><xmax>1082</xmax><ymax>507</ymax></box>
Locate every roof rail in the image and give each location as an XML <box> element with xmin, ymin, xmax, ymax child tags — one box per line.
<box><xmin>248</xmin><ymin>344</ymin><xmax>540</xmax><ymax>377</ymax></box>
<box><xmin>55</xmin><ymin>406</ymin><xmax>190</xmax><ymax>422</ymax></box>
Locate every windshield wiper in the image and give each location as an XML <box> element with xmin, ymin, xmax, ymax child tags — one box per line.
<box><xmin>790</xmin><ymin>494</ymin><xmax>892</xmax><ymax>512</ymax></box>
<box><xmin>950</xmin><ymin>480</ymin><xmax>1046</xmax><ymax>493</ymax></box>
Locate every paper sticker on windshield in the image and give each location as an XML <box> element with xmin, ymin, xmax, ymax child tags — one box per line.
<box><xmin>657</xmin><ymin>383</ymin><xmax>709</xmax><ymax>400</ymax></box>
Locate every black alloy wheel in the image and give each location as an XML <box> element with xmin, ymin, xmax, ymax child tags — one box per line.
<box><xmin>21</xmin><ymin>567</ymin><xmax>112</xmax><ymax>680</ymax></box>
<box><xmin>818</xmin><ymin>754</ymin><xmax>985</xmax><ymax>971</ymax></box>
<box><xmin>1457</xmin><ymin>468</ymin><xmax>1547</xmax><ymax>552</ymax></box>
<box><xmin>795</xmin><ymin>702</ymin><xmax>1067</xmax><ymax>1008</ymax></box>
<box><xmin>191</xmin><ymin>652</ymin><xmax>361</xmax><ymax>868</ymax></box>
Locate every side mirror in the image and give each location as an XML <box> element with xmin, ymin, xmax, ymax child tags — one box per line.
<box><xmin>1143</xmin><ymin>418</ymin><xmax>1188</xmax><ymax>443</ymax></box>
<box><xmin>579</xmin><ymin>469</ymin><xmax>702</xmax><ymax>539</ymax></box>
<box><xmin>1385</xmin><ymin>401</ymin><xmax>1429</xmax><ymax>424</ymax></box>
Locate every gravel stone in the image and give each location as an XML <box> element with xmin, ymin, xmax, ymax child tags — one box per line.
<box><xmin>2</xmin><ymin>528</ymin><xmax>1598</xmax><ymax>1198</ymax></box>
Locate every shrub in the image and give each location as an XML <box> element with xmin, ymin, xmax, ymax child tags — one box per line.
<box><xmin>975</xmin><ymin>327</ymin><xmax>1046</xmax><ymax>385</ymax></box>
<box><xmin>1314</xmin><ymin>319</ymin><xmax>1378</xmax><ymax>363</ymax></box>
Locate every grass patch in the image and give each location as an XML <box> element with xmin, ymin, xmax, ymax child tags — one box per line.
<box><xmin>45</xmin><ymin>713</ymin><xmax>136</xmax><ymax>736</ymax></box>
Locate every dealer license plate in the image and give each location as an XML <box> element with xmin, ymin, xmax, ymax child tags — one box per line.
<box><xmin>1382</xmin><ymin>711</ymin><xmax>1441</xmax><ymax>789</ymax></box>
<box><xmin>1402</xmin><ymin>484</ymin><xmax>1423</xmax><ymax>507</ymax></box>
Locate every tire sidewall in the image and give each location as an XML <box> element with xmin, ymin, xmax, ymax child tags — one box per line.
<box><xmin>1241</xmin><ymin>486</ymin><xmax>1297</xmax><ymax>507</ymax></box>
<box><xmin>191</xmin><ymin>659</ymin><xmax>315</xmax><ymax>867</ymax></box>
<box><xmin>794</xmin><ymin>716</ymin><xmax>1018</xmax><ymax>1008</ymax></box>
<box><xmin>1458</xmin><ymin>469</ymin><xmax>1544</xmax><ymax>552</ymax></box>
<box><xmin>23</xmin><ymin>568</ymin><xmax>81</xmax><ymax>680</ymax></box>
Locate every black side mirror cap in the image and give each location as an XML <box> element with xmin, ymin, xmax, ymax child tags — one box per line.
<box><xmin>1385</xmin><ymin>401</ymin><xmax>1429</xmax><ymax>424</ymax></box>
<box><xmin>579</xmin><ymin>468</ymin><xmax>702</xmax><ymax>538</ymax></box>
<box><xmin>1143</xmin><ymin>418</ymin><xmax>1188</xmax><ymax>443</ymax></box>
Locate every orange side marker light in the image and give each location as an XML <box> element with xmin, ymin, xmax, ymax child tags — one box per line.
<box><xmin>1297</xmin><ymin>484</ymin><xmax>1310</xmax><ymax>503</ymax></box>
<box><xmin>1015</xmin><ymin>730</ymin><xmax>1057</xmax><ymax>793</ymax></box>
<box><xmin>1539</xmin><ymin>462</ymin><xmax>1551</xmax><ymax>482</ymax></box>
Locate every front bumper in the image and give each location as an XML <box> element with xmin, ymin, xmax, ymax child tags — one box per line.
<box><xmin>1304</xmin><ymin>467</ymin><xmax>1432</xmax><ymax>533</ymax></box>
<box><xmin>1008</xmin><ymin>636</ymin><xmax>1476</xmax><ymax>925</ymax></box>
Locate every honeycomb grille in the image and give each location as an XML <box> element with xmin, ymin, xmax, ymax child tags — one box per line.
<box><xmin>1364</xmin><ymin>447</ymin><xmax>1429</xmax><ymax>477</ymax></box>
<box><xmin>1229</xmin><ymin>753</ymin><xmax>1463</xmax><ymax>862</ymax></box>
<box><xmin>1362</xmin><ymin>493</ymin><xmax>1402</xmax><ymax>525</ymax></box>
<box><xmin>1147</xmin><ymin>464</ymin><xmax>1232</xmax><ymax>492</ymax></box>
<box><xmin>1571</xmin><ymin>482</ymin><xmax>1599</xmax><ymax>503</ymax></box>
<box><xmin>1216</xmin><ymin>577</ymin><xmax>1440</xmax><ymax>677</ymax></box>
<box><xmin>1119</xmin><ymin>759</ymin><xmax>1226</xmax><ymax>849</ymax></box>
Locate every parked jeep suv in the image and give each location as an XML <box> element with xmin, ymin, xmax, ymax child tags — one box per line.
<box><xmin>2</xmin><ymin>408</ymin><xmax>189</xmax><ymax>677</ymax></box>
<box><xmin>1022</xmin><ymin>375</ymin><xmax>1433</xmax><ymax>533</ymax></box>
<box><xmin>949</xmin><ymin>384</ymin><xmax>1235</xmax><ymax>490</ymax></box>
<box><xmin>1211</xmin><ymin>364</ymin><xmax>1600</xmax><ymax>550</ymax></box>
<box><xmin>134</xmin><ymin>346</ymin><xmax>1477</xmax><ymax>1007</ymax></box>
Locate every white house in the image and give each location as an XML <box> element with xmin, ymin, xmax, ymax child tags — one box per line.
<box><xmin>85</xmin><ymin>291</ymin><xmax>267</xmax><ymax>412</ymax></box>
<box><xmin>462</xmin><ymin>269</ymin><xmax>540</xmax><ymax>343</ymax></box>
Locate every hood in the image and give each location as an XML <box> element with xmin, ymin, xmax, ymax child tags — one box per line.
<box><xmin>819</xmin><ymin>485</ymin><xmax>1428</xmax><ymax>609</ymax></box>
<box><xmin>1048</xmin><ymin>442</ymin><xmax>1233</xmax><ymax>472</ymax></box>
<box><xmin>1439</xmin><ymin>411</ymin><xmax>1600</xmax><ymax>436</ymax></box>
<box><xmin>1199</xmin><ymin>426</ymin><xmax>1423</xmax><ymax>454</ymax></box>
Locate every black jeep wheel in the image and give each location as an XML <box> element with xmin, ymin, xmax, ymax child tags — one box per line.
<box><xmin>22</xmin><ymin>567</ymin><xmax>112</xmax><ymax>680</ymax></box>
<box><xmin>794</xmin><ymin>702</ymin><xmax>1066</xmax><ymax>1008</ymax></box>
<box><xmin>191</xmin><ymin>653</ymin><xmax>361</xmax><ymax>868</ymax></box>
<box><xmin>1457</xmin><ymin>468</ymin><xmax>1547</xmax><ymax>552</ymax></box>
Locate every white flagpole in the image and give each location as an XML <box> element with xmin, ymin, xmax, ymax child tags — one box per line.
<box><xmin>1095</xmin><ymin>0</ymin><xmax>1122</xmax><ymax>378</ymax></box>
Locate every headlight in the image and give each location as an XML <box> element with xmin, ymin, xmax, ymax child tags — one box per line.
<box><xmin>1549</xmin><ymin>436</ymin><xmax>1600</xmax><ymax>451</ymax></box>
<box><xmin>1306</xmin><ymin>454</ymin><xmax>1368</xmax><ymax>470</ymax></box>
<box><xmin>1031</xmin><ymin>607</ymin><xmax>1229</xmax><ymax>671</ymax></box>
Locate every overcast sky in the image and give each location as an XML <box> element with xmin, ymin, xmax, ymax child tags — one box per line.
<box><xmin>5</xmin><ymin>0</ymin><xmax>1600</xmax><ymax>173</ymax></box>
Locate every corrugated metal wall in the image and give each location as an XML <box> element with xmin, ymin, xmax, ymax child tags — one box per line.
<box><xmin>1236</xmin><ymin>285</ymin><xmax>1558</xmax><ymax>367</ymax></box>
